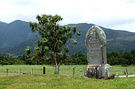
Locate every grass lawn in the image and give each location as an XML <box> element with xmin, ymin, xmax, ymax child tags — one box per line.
<box><xmin>0</xmin><ymin>65</ymin><xmax>135</xmax><ymax>77</ymax></box>
<box><xmin>0</xmin><ymin>74</ymin><xmax>135</xmax><ymax>89</ymax></box>
<box><xmin>0</xmin><ymin>65</ymin><xmax>135</xmax><ymax>89</ymax></box>
<box><xmin>112</xmin><ymin>65</ymin><xmax>135</xmax><ymax>75</ymax></box>
<box><xmin>0</xmin><ymin>65</ymin><xmax>86</xmax><ymax>77</ymax></box>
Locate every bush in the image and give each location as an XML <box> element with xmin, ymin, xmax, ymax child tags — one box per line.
<box><xmin>121</xmin><ymin>64</ymin><xmax>129</xmax><ymax>67</ymax></box>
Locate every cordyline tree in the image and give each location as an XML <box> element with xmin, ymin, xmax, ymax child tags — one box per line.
<box><xmin>25</xmin><ymin>14</ymin><xmax>81</xmax><ymax>74</ymax></box>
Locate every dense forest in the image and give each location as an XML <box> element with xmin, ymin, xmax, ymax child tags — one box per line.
<box><xmin>0</xmin><ymin>50</ymin><xmax>135</xmax><ymax>66</ymax></box>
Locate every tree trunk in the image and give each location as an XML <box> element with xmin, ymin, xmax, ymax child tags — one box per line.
<box><xmin>55</xmin><ymin>65</ymin><xmax>60</xmax><ymax>74</ymax></box>
<box><xmin>52</xmin><ymin>51</ymin><xmax>60</xmax><ymax>74</ymax></box>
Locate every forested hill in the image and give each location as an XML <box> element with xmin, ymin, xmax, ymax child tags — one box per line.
<box><xmin>0</xmin><ymin>20</ymin><xmax>36</xmax><ymax>49</ymax></box>
<box><xmin>0</xmin><ymin>21</ymin><xmax>135</xmax><ymax>55</ymax></box>
<box><xmin>68</xmin><ymin>23</ymin><xmax>135</xmax><ymax>54</ymax></box>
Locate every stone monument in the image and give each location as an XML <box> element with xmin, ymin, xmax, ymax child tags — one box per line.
<box><xmin>84</xmin><ymin>26</ymin><xmax>113</xmax><ymax>79</ymax></box>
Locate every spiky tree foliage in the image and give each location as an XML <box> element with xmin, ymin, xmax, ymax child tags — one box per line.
<box><xmin>27</xmin><ymin>14</ymin><xmax>81</xmax><ymax>74</ymax></box>
<box><xmin>25</xmin><ymin>46</ymin><xmax>31</xmax><ymax>57</ymax></box>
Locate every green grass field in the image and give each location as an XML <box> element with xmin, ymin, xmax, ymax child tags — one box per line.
<box><xmin>0</xmin><ymin>65</ymin><xmax>135</xmax><ymax>77</ymax></box>
<box><xmin>0</xmin><ymin>65</ymin><xmax>135</xmax><ymax>89</ymax></box>
<box><xmin>0</xmin><ymin>74</ymin><xmax>135</xmax><ymax>89</ymax></box>
<box><xmin>0</xmin><ymin>65</ymin><xmax>86</xmax><ymax>77</ymax></box>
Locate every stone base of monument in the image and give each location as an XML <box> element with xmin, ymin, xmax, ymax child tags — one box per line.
<box><xmin>84</xmin><ymin>64</ymin><xmax>114</xmax><ymax>79</ymax></box>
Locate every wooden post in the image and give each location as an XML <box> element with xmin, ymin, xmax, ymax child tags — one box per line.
<box><xmin>14</xmin><ymin>71</ymin><xmax>15</xmax><ymax>75</ymax></box>
<box><xmin>19</xmin><ymin>69</ymin><xmax>21</xmax><ymax>75</ymax></box>
<box><xmin>31</xmin><ymin>68</ymin><xmax>33</xmax><ymax>74</ymax></box>
<box><xmin>73</xmin><ymin>67</ymin><xmax>75</xmax><ymax>75</ymax></box>
<box><xmin>116</xmin><ymin>72</ymin><xmax>118</xmax><ymax>78</ymax></box>
<box><xmin>83</xmin><ymin>67</ymin><xmax>85</xmax><ymax>76</ymax></box>
<box><xmin>125</xmin><ymin>68</ymin><xmax>128</xmax><ymax>77</ymax></box>
<box><xmin>6</xmin><ymin>69</ymin><xmax>8</xmax><ymax>76</ymax></box>
<box><xmin>43</xmin><ymin>67</ymin><xmax>45</xmax><ymax>74</ymax></box>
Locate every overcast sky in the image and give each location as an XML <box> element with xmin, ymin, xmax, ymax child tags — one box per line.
<box><xmin>0</xmin><ymin>0</ymin><xmax>135</xmax><ymax>32</ymax></box>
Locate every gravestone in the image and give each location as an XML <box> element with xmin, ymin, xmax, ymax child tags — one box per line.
<box><xmin>84</xmin><ymin>26</ymin><xmax>113</xmax><ymax>79</ymax></box>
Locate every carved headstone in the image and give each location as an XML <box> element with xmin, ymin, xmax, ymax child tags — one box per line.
<box><xmin>84</xmin><ymin>26</ymin><xmax>113</xmax><ymax>79</ymax></box>
<box><xmin>85</xmin><ymin>26</ymin><xmax>107</xmax><ymax>64</ymax></box>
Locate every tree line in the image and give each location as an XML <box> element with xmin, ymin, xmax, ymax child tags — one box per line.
<box><xmin>0</xmin><ymin>50</ymin><xmax>135</xmax><ymax>66</ymax></box>
<box><xmin>107</xmin><ymin>50</ymin><xmax>135</xmax><ymax>66</ymax></box>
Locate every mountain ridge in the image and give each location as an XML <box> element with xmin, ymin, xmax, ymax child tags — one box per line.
<box><xmin>0</xmin><ymin>20</ymin><xmax>36</xmax><ymax>48</ymax></box>
<box><xmin>0</xmin><ymin>20</ymin><xmax>135</xmax><ymax>55</ymax></box>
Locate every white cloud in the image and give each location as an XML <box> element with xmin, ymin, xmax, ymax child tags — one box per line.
<box><xmin>0</xmin><ymin>0</ymin><xmax>135</xmax><ymax>32</ymax></box>
<box><xmin>112</xmin><ymin>23</ymin><xmax>135</xmax><ymax>32</ymax></box>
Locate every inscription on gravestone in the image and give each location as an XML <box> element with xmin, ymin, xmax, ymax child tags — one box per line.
<box><xmin>85</xmin><ymin>26</ymin><xmax>107</xmax><ymax>64</ymax></box>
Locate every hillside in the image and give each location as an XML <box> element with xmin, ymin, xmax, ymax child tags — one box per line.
<box><xmin>0</xmin><ymin>21</ymin><xmax>135</xmax><ymax>55</ymax></box>
<box><xmin>67</xmin><ymin>23</ymin><xmax>135</xmax><ymax>54</ymax></box>
<box><xmin>0</xmin><ymin>20</ymin><xmax>36</xmax><ymax>49</ymax></box>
